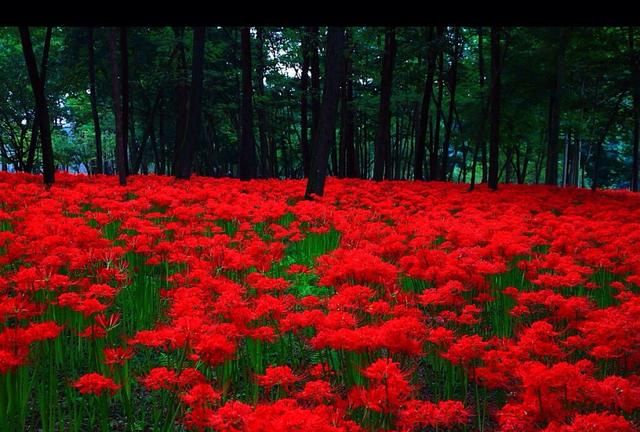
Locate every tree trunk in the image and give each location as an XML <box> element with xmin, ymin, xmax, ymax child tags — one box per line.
<box><xmin>373</xmin><ymin>27</ymin><xmax>397</xmax><ymax>181</ymax></box>
<box><xmin>239</xmin><ymin>27</ymin><xmax>257</xmax><ymax>180</ymax></box>
<box><xmin>310</xmin><ymin>27</ymin><xmax>321</xmax><ymax>144</ymax></box>
<box><xmin>255</xmin><ymin>28</ymin><xmax>272</xmax><ymax>178</ymax></box>
<box><xmin>107</xmin><ymin>28</ymin><xmax>127</xmax><ymax>185</ymax></box>
<box><xmin>305</xmin><ymin>27</ymin><xmax>345</xmax><ymax>198</ymax></box>
<box><xmin>488</xmin><ymin>26</ymin><xmax>501</xmax><ymax>191</ymax></box>
<box><xmin>87</xmin><ymin>27</ymin><xmax>103</xmax><ymax>174</ymax></box>
<box><xmin>299</xmin><ymin>29</ymin><xmax>311</xmax><ymax>178</ymax></box>
<box><xmin>120</xmin><ymin>27</ymin><xmax>130</xmax><ymax>176</ymax></box>
<box><xmin>339</xmin><ymin>30</ymin><xmax>357</xmax><ymax>179</ymax></box>
<box><xmin>172</xmin><ymin>27</ymin><xmax>189</xmax><ymax>175</ymax></box>
<box><xmin>415</xmin><ymin>27</ymin><xmax>437</xmax><ymax>180</ymax></box>
<box><xmin>24</xmin><ymin>27</ymin><xmax>52</xmax><ymax>174</ymax></box>
<box><xmin>469</xmin><ymin>27</ymin><xmax>486</xmax><ymax>191</ymax></box>
<box><xmin>630</xmin><ymin>27</ymin><xmax>639</xmax><ymax>192</ymax></box>
<box><xmin>441</xmin><ymin>27</ymin><xmax>460</xmax><ymax>181</ymax></box>
<box><xmin>19</xmin><ymin>26</ymin><xmax>55</xmax><ymax>186</ymax></box>
<box><xmin>430</xmin><ymin>40</ymin><xmax>445</xmax><ymax>181</ymax></box>
<box><xmin>545</xmin><ymin>27</ymin><xmax>569</xmax><ymax>186</ymax></box>
<box><xmin>592</xmin><ymin>96</ymin><xmax>623</xmax><ymax>191</ymax></box>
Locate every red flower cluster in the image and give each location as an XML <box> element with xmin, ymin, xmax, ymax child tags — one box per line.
<box><xmin>3</xmin><ymin>173</ymin><xmax>640</xmax><ymax>431</ymax></box>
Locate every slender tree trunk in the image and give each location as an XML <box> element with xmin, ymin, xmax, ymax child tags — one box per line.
<box><xmin>441</xmin><ymin>28</ymin><xmax>460</xmax><ymax>181</ymax></box>
<box><xmin>431</xmin><ymin>39</ymin><xmax>445</xmax><ymax>181</ymax></box>
<box><xmin>373</xmin><ymin>27</ymin><xmax>396</xmax><ymax>181</ymax></box>
<box><xmin>300</xmin><ymin>29</ymin><xmax>311</xmax><ymax>177</ymax></box>
<box><xmin>172</xmin><ymin>27</ymin><xmax>188</xmax><ymax>175</ymax></box>
<box><xmin>87</xmin><ymin>27</ymin><xmax>103</xmax><ymax>174</ymax></box>
<box><xmin>120</xmin><ymin>27</ymin><xmax>130</xmax><ymax>176</ymax></box>
<box><xmin>19</xmin><ymin>27</ymin><xmax>55</xmax><ymax>185</ymax></box>
<box><xmin>488</xmin><ymin>27</ymin><xmax>501</xmax><ymax>190</ymax></box>
<box><xmin>24</xmin><ymin>27</ymin><xmax>52</xmax><ymax>174</ymax></box>
<box><xmin>630</xmin><ymin>27</ymin><xmax>640</xmax><ymax>192</ymax></box>
<box><xmin>340</xmin><ymin>30</ymin><xmax>357</xmax><ymax>178</ymax></box>
<box><xmin>469</xmin><ymin>27</ymin><xmax>486</xmax><ymax>191</ymax></box>
<box><xmin>305</xmin><ymin>27</ymin><xmax>345</xmax><ymax>198</ymax></box>
<box><xmin>592</xmin><ymin>96</ymin><xmax>622</xmax><ymax>191</ymax></box>
<box><xmin>415</xmin><ymin>27</ymin><xmax>437</xmax><ymax>180</ymax></box>
<box><xmin>107</xmin><ymin>28</ymin><xmax>127</xmax><ymax>185</ymax></box>
<box><xmin>255</xmin><ymin>28</ymin><xmax>272</xmax><ymax>178</ymax></box>
<box><xmin>310</xmin><ymin>27</ymin><xmax>321</xmax><ymax>144</ymax></box>
<box><xmin>545</xmin><ymin>27</ymin><xmax>569</xmax><ymax>186</ymax></box>
<box><xmin>239</xmin><ymin>27</ymin><xmax>257</xmax><ymax>180</ymax></box>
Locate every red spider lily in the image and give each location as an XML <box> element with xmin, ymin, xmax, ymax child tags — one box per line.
<box><xmin>103</xmin><ymin>346</ymin><xmax>134</xmax><ymax>366</ymax></box>
<box><xmin>72</xmin><ymin>373</ymin><xmax>120</xmax><ymax>396</ymax></box>
<box><xmin>256</xmin><ymin>365</ymin><xmax>300</xmax><ymax>392</ymax></box>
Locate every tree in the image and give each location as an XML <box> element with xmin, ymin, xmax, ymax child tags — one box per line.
<box><xmin>19</xmin><ymin>26</ymin><xmax>55</xmax><ymax>186</ymax></box>
<box><xmin>175</xmin><ymin>27</ymin><xmax>206</xmax><ymax>180</ymax></box>
<box><xmin>87</xmin><ymin>27</ymin><xmax>103</xmax><ymax>174</ymax></box>
<box><xmin>441</xmin><ymin>27</ymin><xmax>461</xmax><ymax>181</ymax></box>
<box><xmin>469</xmin><ymin>27</ymin><xmax>486</xmax><ymax>191</ymax></box>
<box><xmin>373</xmin><ymin>27</ymin><xmax>397</xmax><ymax>181</ymax></box>
<box><xmin>24</xmin><ymin>26</ymin><xmax>52</xmax><ymax>174</ymax></box>
<box><xmin>305</xmin><ymin>27</ymin><xmax>345</xmax><ymax>198</ymax></box>
<box><xmin>545</xmin><ymin>28</ymin><xmax>569</xmax><ymax>186</ymax></box>
<box><xmin>255</xmin><ymin>28</ymin><xmax>273</xmax><ymax>178</ymax></box>
<box><xmin>630</xmin><ymin>27</ymin><xmax>639</xmax><ymax>192</ymax></box>
<box><xmin>415</xmin><ymin>27</ymin><xmax>437</xmax><ymax>180</ymax></box>
<box><xmin>107</xmin><ymin>28</ymin><xmax>127</xmax><ymax>186</ymax></box>
<box><xmin>300</xmin><ymin>28</ymin><xmax>311</xmax><ymax>178</ymax></box>
<box><xmin>310</xmin><ymin>27</ymin><xmax>321</xmax><ymax>145</ymax></box>
<box><xmin>121</xmin><ymin>27</ymin><xmax>129</xmax><ymax>176</ymax></box>
<box><xmin>340</xmin><ymin>28</ymin><xmax>358</xmax><ymax>178</ymax></box>
<box><xmin>488</xmin><ymin>27</ymin><xmax>501</xmax><ymax>190</ymax></box>
<box><xmin>239</xmin><ymin>27</ymin><xmax>257</xmax><ymax>181</ymax></box>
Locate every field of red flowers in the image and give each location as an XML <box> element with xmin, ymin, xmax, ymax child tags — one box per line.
<box><xmin>1</xmin><ymin>172</ymin><xmax>640</xmax><ymax>431</ymax></box>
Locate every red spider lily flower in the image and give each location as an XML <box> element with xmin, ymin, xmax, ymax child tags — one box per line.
<box><xmin>256</xmin><ymin>365</ymin><xmax>300</xmax><ymax>392</ymax></box>
<box><xmin>103</xmin><ymin>346</ymin><xmax>134</xmax><ymax>366</ymax></box>
<box><xmin>295</xmin><ymin>380</ymin><xmax>335</xmax><ymax>404</ymax></box>
<box><xmin>542</xmin><ymin>412</ymin><xmax>636</xmax><ymax>432</ymax></box>
<box><xmin>72</xmin><ymin>373</ymin><xmax>120</xmax><ymax>396</ymax></box>
<box><xmin>140</xmin><ymin>367</ymin><xmax>178</xmax><ymax>391</ymax></box>
<box><xmin>194</xmin><ymin>334</ymin><xmax>237</xmax><ymax>367</ymax></box>
<box><xmin>181</xmin><ymin>383</ymin><xmax>221</xmax><ymax>408</ymax></box>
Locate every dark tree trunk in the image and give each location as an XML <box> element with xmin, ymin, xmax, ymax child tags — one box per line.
<box><xmin>339</xmin><ymin>30</ymin><xmax>356</xmax><ymax>178</ymax></box>
<box><xmin>441</xmin><ymin>27</ymin><xmax>460</xmax><ymax>181</ymax></box>
<box><xmin>255</xmin><ymin>28</ymin><xmax>272</xmax><ymax>178</ymax></box>
<box><xmin>120</xmin><ymin>27</ymin><xmax>130</xmax><ymax>176</ymax></box>
<box><xmin>239</xmin><ymin>27</ymin><xmax>257</xmax><ymax>180</ymax></box>
<box><xmin>469</xmin><ymin>27</ymin><xmax>486</xmax><ymax>191</ymax></box>
<box><xmin>87</xmin><ymin>27</ymin><xmax>103</xmax><ymax>174</ymax></box>
<box><xmin>19</xmin><ymin>26</ymin><xmax>55</xmax><ymax>186</ymax></box>
<box><xmin>373</xmin><ymin>27</ymin><xmax>397</xmax><ymax>181</ymax></box>
<box><xmin>592</xmin><ymin>96</ymin><xmax>622</xmax><ymax>191</ymax></box>
<box><xmin>430</xmin><ymin>41</ymin><xmax>445</xmax><ymax>181</ymax></box>
<box><xmin>310</xmin><ymin>27</ymin><xmax>321</xmax><ymax>144</ymax></box>
<box><xmin>305</xmin><ymin>27</ymin><xmax>345</xmax><ymax>198</ymax></box>
<box><xmin>488</xmin><ymin>26</ymin><xmax>501</xmax><ymax>191</ymax></box>
<box><xmin>300</xmin><ymin>28</ymin><xmax>311</xmax><ymax>177</ymax></box>
<box><xmin>172</xmin><ymin>27</ymin><xmax>189</xmax><ymax>175</ymax></box>
<box><xmin>108</xmin><ymin>28</ymin><xmax>127</xmax><ymax>185</ymax></box>
<box><xmin>176</xmin><ymin>27</ymin><xmax>206</xmax><ymax>179</ymax></box>
<box><xmin>415</xmin><ymin>27</ymin><xmax>437</xmax><ymax>180</ymax></box>
<box><xmin>24</xmin><ymin>27</ymin><xmax>51</xmax><ymax>174</ymax></box>
<box><xmin>630</xmin><ymin>27</ymin><xmax>639</xmax><ymax>192</ymax></box>
<box><xmin>545</xmin><ymin>27</ymin><xmax>569</xmax><ymax>186</ymax></box>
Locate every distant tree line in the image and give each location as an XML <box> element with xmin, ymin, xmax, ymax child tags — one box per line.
<box><xmin>1</xmin><ymin>26</ymin><xmax>638</xmax><ymax>194</ymax></box>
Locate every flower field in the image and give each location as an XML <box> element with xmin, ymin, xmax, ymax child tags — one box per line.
<box><xmin>1</xmin><ymin>172</ymin><xmax>640</xmax><ymax>431</ymax></box>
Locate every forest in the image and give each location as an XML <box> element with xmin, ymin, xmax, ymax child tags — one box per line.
<box><xmin>2</xmin><ymin>26</ymin><xmax>640</xmax><ymax>432</ymax></box>
<box><xmin>1</xmin><ymin>26</ymin><xmax>639</xmax><ymax>191</ymax></box>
